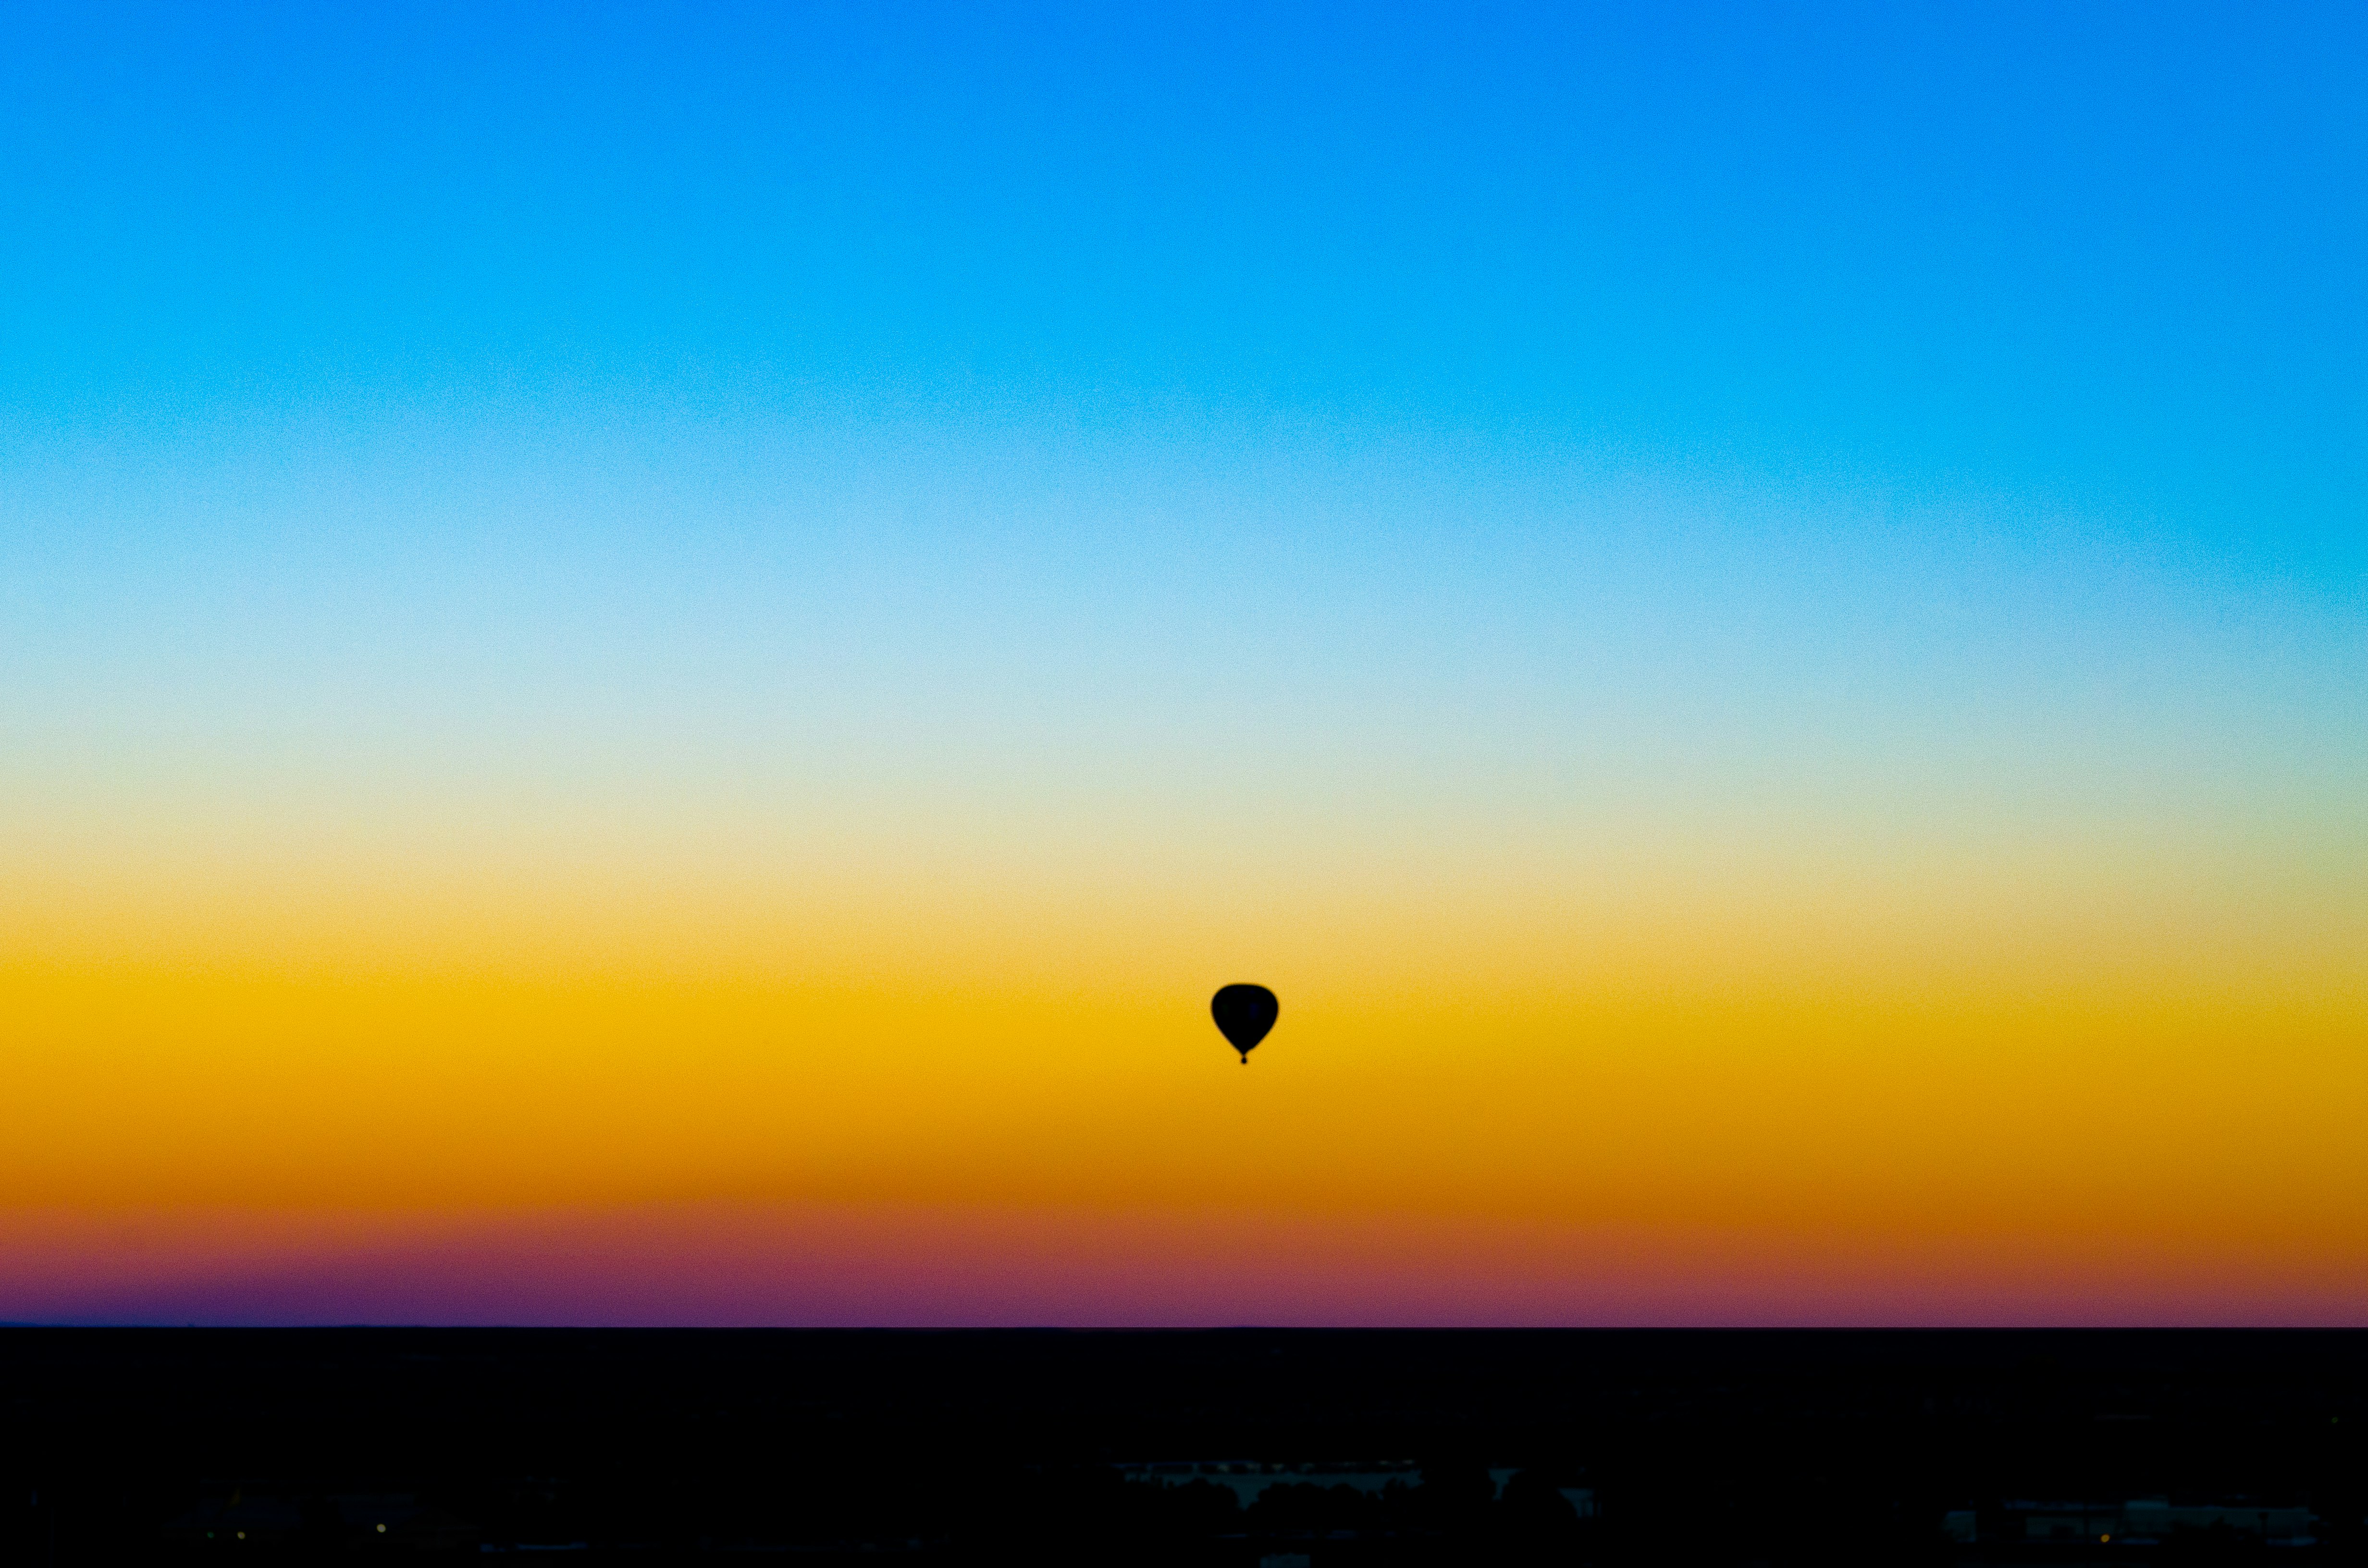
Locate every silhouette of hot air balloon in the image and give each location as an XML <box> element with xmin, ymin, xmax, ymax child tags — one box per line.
<box><xmin>1211</xmin><ymin>984</ymin><xmax>1278</xmax><ymax>1064</ymax></box>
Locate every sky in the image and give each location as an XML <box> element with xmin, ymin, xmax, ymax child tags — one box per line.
<box><xmin>2</xmin><ymin>1</ymin><xmax>2363</xmax><ymax>1325</ymax></box>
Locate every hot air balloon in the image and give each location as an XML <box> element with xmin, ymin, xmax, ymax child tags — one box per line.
<box><xmin>1211</xmin><ymin>984</ymin><xmax>1278</xmax><ymax>1064</ymax></box>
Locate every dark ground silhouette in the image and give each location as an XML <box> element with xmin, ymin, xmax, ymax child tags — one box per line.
<box><xmin>2</xmin><ymin>1329</ymin><xmax>2361</xmax><ymax>1564</ymax></box>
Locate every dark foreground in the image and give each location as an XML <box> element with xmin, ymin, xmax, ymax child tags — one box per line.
<box><xmin>3</xmin><ymin>1329</ymin><xmax>2362</xmax><ymax>1565</ymax></box>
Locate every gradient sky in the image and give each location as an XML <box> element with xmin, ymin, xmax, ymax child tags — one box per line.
<box><xmin>3</xmin><ymin>1</ymin><xmax>2364</xmax><ymax>1324</ymax></box>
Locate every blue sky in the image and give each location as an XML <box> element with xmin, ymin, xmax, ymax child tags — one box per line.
<box><xmin>4</xmin><ymin>1</ymin><xmax>2362</xmax><ymax>911</ymax></box>
<box><xmin>6</xmin><ymin>1</ymin><xmax>2362</xmax><ymax>558</ymax></box>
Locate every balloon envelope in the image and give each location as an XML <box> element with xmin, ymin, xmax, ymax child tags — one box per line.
<box><xmin>1210</xmin><ymin>984</ymin><xmax>1279</xmax><ymax>1061</ymax></box>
